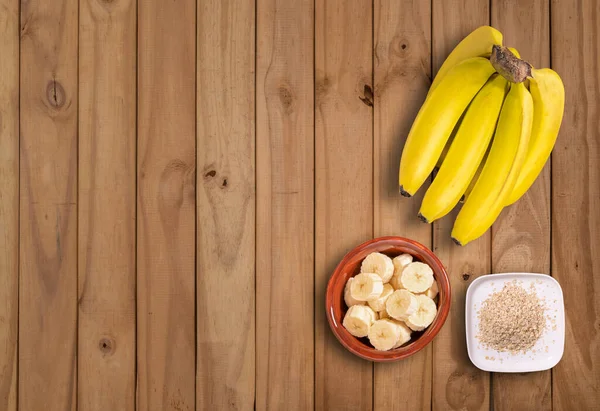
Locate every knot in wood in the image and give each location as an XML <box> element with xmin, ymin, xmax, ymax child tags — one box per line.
<box><xmin>390</xmin><ymin>35</ymin><xmax>409</xmax><ymax>57</ymax></box>
<box><xmin>359</xmin><ymin>84</ymin><xmax>373</xmax><ymax>107</ymax></box>
<box><xmin>46</xmin><ymin>80</ymin><xmax>66</xmax><ymax>109</ymax></box>
<box><xmin>99</xmin><ymin>337</ymin><xmax>116</xmax><ymax>355</ymax></box>
<box><xmin>278</xmin><ymin>84</ymin><xmax>294</xmax><ymax>112</ymax></box>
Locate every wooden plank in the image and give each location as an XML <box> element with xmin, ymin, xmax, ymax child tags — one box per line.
<box><xmin>19</xmin><ymin>0</ymin><xmax>78</xmax><ymax>409</ymax></box>
<box><xmin>78</xmin><ymin>0</ymin><xmax>137</xmax><ymax>409</ymax></box>
<box><xmin>490</xmin><ymin>1</ymin><xmax>552</xmax><ymax>409</ymax></box>
<box><xmin>197</xmin><ymin>1</ymin><xmax>255</xmax><ymax>409</ymax></box>
<box><xmin>137</xmin><ymin>0</ymin><xmax>196</xmax><ymax>409</ymax></box>
<box><xmin>314</xmin><ymin>2</ymin><xmax>373</xmax><ymax>410</ymax></box>
<box><xmin>255</xmin><ymin>0</ymin><xmax>313</xmax><ymax>409</ymax></box>
<box><xmin>431</xmin><ymin>1</ymin><xmax>491</xmax><ymax>410</ymax></box>
<box><xmin>0</xmin><ymin>0</ymin><xmax>18</xmax><ymax>409</ymax></box>
<box><xmin>551</xmin><ymin>0</ymin><xmax>600</xmax><ymax>409</ymax></box>
<box><xmin>373</xmin><ymin>1</ymin><xmax>432</xmax><ymax>409</ymax></box>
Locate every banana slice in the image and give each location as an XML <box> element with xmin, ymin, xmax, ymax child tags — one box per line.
<box><xmin>350</xmin><ymin>273</ymin><xmax>384</xmax><ymax>301</ymax></box>
<box><xmin>400</xmin><ymin>262</ymin><xmax>434</xmax><ymax>293</ymax></box>
<box><xmin>367</xmin><ymin>283</ymin><xmax>394</xmax><ymax>312</ymax></box>
<box><xmin>390</xmin><ymin>274</ymin><xmax>404</xmax><ymax>290</ymax></box>
<box><xmin>378</xmin><ymin>308</ymin><xmax>389</xmax><ymax>319</ymax></box>
<box><xmin>343</xmin><ymin>305</ymin><xmax>377</xmax><ymax>337</ymax></box>
<box><xmin>368</xmin><ymin>319</ymin><xmax>402</xmax><ymax>351</ymax></box>
<box><xmin>386</xmin><ymin>289</ymin><xmax>418</xmax><ymax>321</ymax></box>
<box><xmin>390</xmin><ymin>254</ymin><xmax>413</xmax><ymax>289</ymax></box>
<box><xmin>361</xmin><ymin>252</ymin><xmax>394</xmax><ymax>283</ymax></box>
<box><xmin>392</xmin><ymin>321</ymin><xmax>413</xmax><ymax>348</ymax></box>
<box><xmin>392</xmin><ymin>253</ymin><xmax>413</xmax><ymax>276</ymax></box>
<box><xmin>406</xmin><ymin>295</ymin><xmax>438</xmax><ymax>331</ymax></box>
<box><xmin>420</xmin><ymin>280</ymin><xmax>439</xmax><ymax>299</ymax></box>
<box><xmin>344</xmin><ymin>277</ymin><xmax>365</xmax><ymax>307</ymax></box>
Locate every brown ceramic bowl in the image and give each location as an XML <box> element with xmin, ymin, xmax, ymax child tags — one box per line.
<box><xmin>326</xmin><ymin>236</ymin><xmax>451</xmax><ymax>362</ymax></box>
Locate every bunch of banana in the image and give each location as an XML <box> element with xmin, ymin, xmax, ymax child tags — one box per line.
<box><xmin>398</xmin><ymin>26</ymin><xmax>565</xmax><ymax>246</ymax></box>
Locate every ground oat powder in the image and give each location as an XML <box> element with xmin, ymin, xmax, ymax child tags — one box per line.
<box><xmin>476</xmin><ymin>280</ymin><xmax>546</xmax><ymax>353</ymax></box>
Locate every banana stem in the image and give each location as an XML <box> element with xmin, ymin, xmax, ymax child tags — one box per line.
<box><xmin>490</xmin><ymin>45</ymin><xmax>532</xmax><ymax>83</ymax></box>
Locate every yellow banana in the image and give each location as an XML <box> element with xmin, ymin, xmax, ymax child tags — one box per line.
<box><xmin>419</xmin><ymin>75</ymin><xmax>508</xmax><ymax>223</ymax></box>
<box><xmin>451</xmin><ymin>82</ymin><xmax>534</xmax><ymax>246</ymax></box>
<box><xmin>428</xmin><ymin>26</ymin><xmax>502</xmax><ymax>96</ymax></box>
<box><xmin>505</xmin><ymin>68</ymin><xmax>565</xmax><ymax>204</ymax></box>
<box><xmin>399</xmin><ymin>57</ymin><xmax>496</xmax><ymax>196</ymax></box>
<box><xmin>434</xmin><ymin>47</ymin><xmax>520</xmax><ymax>169</ymax></box>
<box><xmin>460</xmin><ymin>144</ymin><xmax>490</xmax><ymax>203</ymax></box>
<box><xmin>435</xmin><ymin>114</ymin><xmax>463</xmax><ymax>169</ymax></box>
<box><xmin>459</xmin><ymin>46</ymin><xmax>525</xmax><ymax>206</ymax></box>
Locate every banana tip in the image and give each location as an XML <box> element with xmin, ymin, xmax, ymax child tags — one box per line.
<box><xmin>399</xmin><ymin>186</ymin><xmax>412</xmax><ymax>197</ymax></box>
<box><xmin>417</xmin><ymin>213</ymin><xmax>429</xmax><ymax>224</ymax></box>
<box><xmin>451</xmin><ymin>237</ymin><xmax>463</xmax><ymax>246</ymax></box>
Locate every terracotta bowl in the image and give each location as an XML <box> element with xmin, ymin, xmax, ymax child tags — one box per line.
<box><xmin>326</xmin><ymin>236</ymin><xmax>451</xmax><ymax>362</ymax></box>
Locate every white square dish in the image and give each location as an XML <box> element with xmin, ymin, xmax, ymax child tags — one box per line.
<box><xmin>465</xmin><ymin>273</ymin><xmax>565</xmax><ymax>373</ymax></box>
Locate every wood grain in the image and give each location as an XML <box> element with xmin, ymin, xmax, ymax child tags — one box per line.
<box><xmin>373</xmin><ymin>1</ymin><xmax>432</xmax><ymax>409</ymax></box>
<box><xmin>0</xmin><ymin>0</ymin><xmax>18</xmax><ymax>409</ymax></box>
<box><xmin>6</xmin><ymin>0</ymin><xmax>600</xmax><ymax>406</ymax></box>
<box><xmin>551</xmin><ymin>0</ymin><xmax>600</xmax><ymax>409</ymax></box>
<box><xmin>431</xmin><ymin>1</ymin><xmax>491</xmax><ymax>410</ymax></box>
<box><xmin>490</xmin><ymin>1</ymin><xmax>552</xmax><ymax>409</ymax></box>
<box><xmin>137</xmin><ymin>0</ymin><xmax>196</xmax><ymax>409</ymax></box>
<box><xmin>314</xmin><ymin>1</ymin><xmax>373</xmax><ymax>410</ymax></box>
<box><xmin>19</xmin><ymin>0</ymin><xmax>78</xmax><ymax>409</ymax></box>
<box><xmin>256</xmin><ymin>0</ymin><xmax>313</xmax><ymax>409</ymax></box>
<box><xmin>197</xmin><ymin>1</ymin><xmax>255</xmax><ymax>409</ymax></box>
<box><xmin>78</xmin><ymin>0</ymin><xmax>137</xmax><ymax>409</ymax></box>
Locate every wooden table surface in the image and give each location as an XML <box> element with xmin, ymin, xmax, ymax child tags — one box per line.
<box><xmin>1</xmin><ymin>0</ymin><xmax>598</xmax><ymax>410</ymax></box>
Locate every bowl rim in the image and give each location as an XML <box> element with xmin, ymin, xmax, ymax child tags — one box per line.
<box><xmin>325</xmin><ymin>235</ymin><xmax>451</xmax><ymax>362</ymax></box>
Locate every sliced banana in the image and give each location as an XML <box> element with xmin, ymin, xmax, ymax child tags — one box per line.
<box><xmin>368</xmin><ymin>319</ymin><xmax>402</xmax><ymax>351</ymax></box>
<box><xmin>344</xmin><ymin>277</ymin><xmax>365</xmax><ymax>307</ymax></box>
<box><xmin>406</xmin><ymin>294</ymin><xmax>437</xmax><ymax>331</ymax></box>
<box><xmin>367</xmin><ymin>283</ymin><xmax>394</xmax><ymax>312</ymax></box>
<box><xmin>420</xmin><ymin>280</ymin><xmax>439</xmax><ymax>299</ymax></box>
<box><xmin>390</xmin><ymin>253</ymin><xmax>413</xmax><ymax>289</ymax></box>
<box><xmin>367</xmin><ymin>306</ymin><xmax>377</xmax><ymax>323</ymax></box>
<box><xmin>400</xmin><ymin>262</ymin><xmax>434</xmax><ymax>293</ymax></box>
<box><xmin>392</xmin><ymin>253</ymin><xmax>413</xmax><ymax>276</ymax></box>
<box><xmin>350</xmin><ymin>273</ymin><xmax>384</xmax><ymax>301</ymax></box>
<box><xmin>378</xmin><ymin>308</ymin><xmax>389</xmax><ymax>319</ymax></box>
<box><xmin>392</xmin><ymin>321</ymin><xmax>413</xmax><ymax>349</ymax></box>
<box><xmin>386</xmin><ymin>289</ymin><xmax>418</xmax><ymax>321</ymax></box>
<box><xmin>361</xmin><ymin>252</ymin><xmax>394</xmax><ymax>283</ymax></box>
<box><xmin>390</xmin><ymin>272</ymin><xmax>404</xmax><ymax>290</ymax></box>
<box><xmin>343</xmin><ymin>305</ymin><xmax>377</xmax><ymax>337</ymax></box>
